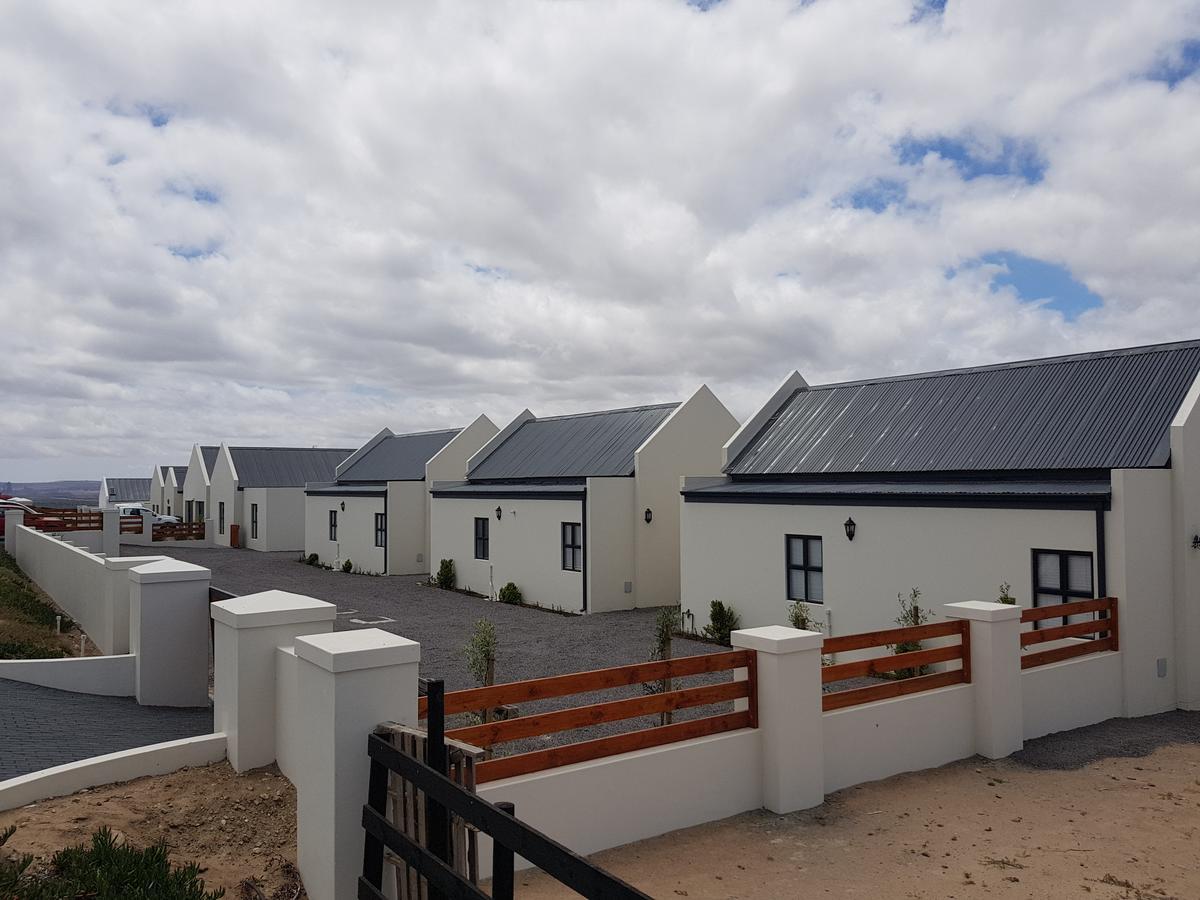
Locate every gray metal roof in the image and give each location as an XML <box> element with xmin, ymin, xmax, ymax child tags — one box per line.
<box><xmin>729</xmin><ymin>341</ymin><xmax>1200</xmax><ymax>476</ymax></box>
<box><xmin>171</xmin><ymin>466</ymin><xmax>188</xmax><ymax>483</ymax></box>
<box><xmin>229</xmin><ymin>447</ymin><xmax>355</xmax><ymax>489</ymax></box>
<box><xmin>340</xmin><ymin>428</ymin><xmax>462</xmax><ymax>483</ymax></box>
<box><xmin>305</xmin><ymin>482</ymin><xmax>386</xmax><ymax>496</ymax></box>
<box><xmin>104</xmin><ymin>477</ymin><xmax>151</xmax><ymax>501</ymax></box>
<box><xmin>200</xmin><ymin>446</ymin><xmax>219</xmax><ymax>476</ymax></box>
<box><xmin>684</xmin><ymin>478</ymin><xmax>1110</xmax><ymax>502</ymax></box>
<box><xmin>431</xmin><ymin>480</ymin><xmax>587</xmax><ymax>499</ymax></box>
<box><xmin>469</xmin><ymin>403</ymin><xmax>679</xmax><ymax>480</ymax></box>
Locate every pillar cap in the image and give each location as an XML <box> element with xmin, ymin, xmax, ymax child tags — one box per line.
<box><xmin>943</xmin><ymin>600</ymin><xmax>1022</xmax><ymax>622</ymax></box>
<box><xmin>105</xmin><ymin>555</ymin><xmax>167</xmax><ymax>571</ymax></box>
<box><xmin>295</xmin><ymin>628</ymin><xmax>420</xmax><ymax>673</ymax></box>
<box><xmin>211</xmin><ymin>589</ymin><xmax>336</xmax><ymax>629</ymax></box>
<box><xmin>129</xmin><ymin>559</ymin><xmax>210</xmax><ymax>584</ymax></box>
<box><xmin>732</xmin><ymin>625</ymin><xmax>824</xmax><ymax>653</ymax></box>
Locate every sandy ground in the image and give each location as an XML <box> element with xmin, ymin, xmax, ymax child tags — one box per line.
<box><xmin>516</xmin><ymin>741</ymin><xmax>1200</xmax><ymax>899</ymax></box>
<box><xmin>0</xmin><ymin>761</ymin><xmax>302</xmax><ymax>898</ymax></box>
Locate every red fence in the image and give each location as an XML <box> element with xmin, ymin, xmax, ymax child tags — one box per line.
<box><xmin>1020</xmin><ymin>597</ymin><xmax>1118</xmax><ymax>669</ymax></box>
<box><xmin>153</xmin><ymin>522</ymin><xmax>206</xmax><ymax>541</ymax></box>
<box><xmin>23</xmin><ymin>510</ymin><xmax>103</xmax><ymax>533</ymax></box>
<box><xmin>120</xmin><ymin>515</ymin><xmax>144</xmax><ymax>534</ymax></box>
<box><xmin>420</xmin><ymin>650</ymin><xmax>757</xmax><ymax>785</ymax></box>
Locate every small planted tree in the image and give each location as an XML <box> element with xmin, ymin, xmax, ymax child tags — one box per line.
<box><xmin>643</xmin><ymin>606</ymin><xmax>678</xmax><ymax>725</ymax></box>
<box><xmin>703</xmin><ymin>600</ymin><xmax>741</xmax><ymax>647</ymax></box>
<box><xmin>341</xmin><ymin>558</ymin><xmax>353</xmax><ymax>574</ymax></box>
<box><xmin>463</xmin><ymin>619</ymin><xmax>498</xmax><ymax>756</ymax></box>
<box><xmin>788</xmin><ymin>600</ymin><xmax>816</xmax><ymax>631</ymax></box>
<box><xmin>434</xmin><ymin>558</ymin><xmax>456</xmax><ymax>590</ymax></box>
<box><xmin>889</xmin><ymin>587</ymin><xmax>931</xmax><ymax>678</ymax></box>
<box><xmin>997</xmin><ymin>582</ymin><xmax>1017</xmax><ymax>604</ymax></box>
<box><xmin>497</xmin><ymin>582</ymin><xmax>523</xmax><ymax>605</ymax></box>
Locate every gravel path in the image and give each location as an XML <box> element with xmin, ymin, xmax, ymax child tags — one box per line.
<box><xmin>0</xmin><ymin>680</ymin><xmax>212</xmax><ymax>781</ymax></box>
<box><xmin>1013</xmin><ymin>709</ymin><xmax>1200</xmax><ymax>769</ymax></box>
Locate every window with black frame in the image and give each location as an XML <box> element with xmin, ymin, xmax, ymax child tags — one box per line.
<box><xmin>562</xmin><ymin>522</ymin><xmax>582</xmax><ymax>571</ymax></box>
<box><xmin>375</xmin><ymin>512</ymin><xmax>386</xmax><ymax>548</ymax></box>
<box><xmin>785</xmin><ymin>534</ymin><xmax>823</xmax><ymax>604</ymax></box>
<box><xmin>1032</xmin><ymin>549</ymin><xmax>1095</xmax><ymax>630</ymax></box>
<box><xmin>250</xmin><ymin>503</ymin><xmax>258</xmax><ymax>540</ymax></box>
<box><xmin>218</xmin><ymin>502</ymin><xmax>225</xmax><ymax>535</ymax></box>
<box><xmin>473</xmin><ymin>517</ymin><xmax>489</xmax><ymax>559</ymax></box>
<box><xmin>329</xmin><ymin>509</ymin><xmax>337</xmax><ymax>542</ymax></box>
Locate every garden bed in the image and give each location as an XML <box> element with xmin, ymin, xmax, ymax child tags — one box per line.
<box><xmin>0</xmin><ymin>549</ymin><xmax>93</xmax><ymax>660</ymax></box>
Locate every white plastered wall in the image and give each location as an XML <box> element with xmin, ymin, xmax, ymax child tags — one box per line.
<box><xmin>633</xmin><ymin>384</ymin><xmax>739</xmax><ymax>609</ymax></box>
<box><xmin>208</xmin><ymin>446</ymin><xmax>240</xmax><ymax>547</ymax></box>
<box><xmin>424</xmin><ymin>414</ymin><xmax>500</xmax><ymax>569</ymax></box>
<box><xmin>430</xmin><ymin>495</ymin><xmax>585</xmax><ymax>609</ymax></box>
<box><xmin>182</xmin><ymin>444</ymin><xmax>211</xmax><ymax>523</ymax></box>
<box><xmin>1170</xmin><ymin>372</ymin><xmax>1200</xmax><ymax>710</ymax></box>
<box><xmin>585</xmin><ymin>477</ymin><xmax>635</xmax><ymax>613</ymax></box>
<box><xmin>680</xmin><ymin>500</ymin><xmax>1097</xmax><ymax>635</ymax></box>
<box><xmin>243</xmin><ymin>487</ymin><xmax>307</xmax><ymax>553</ymax></box>
<box><xmin>303</xmin><ymin>493</ymin><xmax>387</xmax><ymax>572</ymax></box>
<box><xmin>151</xmin><ymin>468</ymin><xmax>166</xmax><ymax>515</ymax></box>
<box><xmin>386</xmin><ymin>481</ymin><xmax>426</xmax><ymax>575</ymax></box>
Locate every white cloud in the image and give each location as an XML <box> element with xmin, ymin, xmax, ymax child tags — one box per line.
<box><xmin>1</xmin><ymin>0</ymin><xmax>1199</xmax><ymax>478</ymax></box>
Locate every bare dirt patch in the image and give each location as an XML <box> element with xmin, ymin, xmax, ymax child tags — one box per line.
<box><xmin>515</xmin><ymin>740</ymin><xmax>1200</xmax><ymax>899</ymax></box>
<box><xmin>0</xmin><ymin>761</ymin><xmax>301</xmax><ymax>898</ymax></box>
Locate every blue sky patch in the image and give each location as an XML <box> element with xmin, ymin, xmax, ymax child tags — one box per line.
<box><xmin>1147</xmin><ymin>39</ymin><xmax>1200</xmax><ymax>88</ymax></box>
<box><xmin>465</xmin><ymin>262</ymin><xmax>511</xmax><ymax>280</ymax></box>
<box><xmin>839</xmin><ymin>178</ymin><xmax>908</xmax><ymax>213</ymax></box>
<box><xmin>896</xmin><ymin>134</ymin><xmax>1046</xmax><ymax>184</ymax></box>
<box><xmin>961</xmin><ymin>251</ymin><xmax>1102</xmax><ymax>319</ymax></box>
<box><xmin>136</xmin><ymin>103</ymin><xmax>172</xmax><ymax>127</ymax></box>
<box><xmin>192</xmin><ymin>188</ymin><xmax>220</xmax><ymax>204</ymax></box>
<box><xmin>911</xmin><ymin>0</ymin><xmax>947</xmax><ymax>22</ymax></box>
<box><xmin>168</xmin><ymin>243</ymin><xmax>219</xmax><ymax>261</ymax></box>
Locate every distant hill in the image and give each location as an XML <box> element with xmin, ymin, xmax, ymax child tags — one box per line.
<box><xmin>0</xmin><ymin>481</ymin><xmax>101</xmax><ymax>509</ymax></box>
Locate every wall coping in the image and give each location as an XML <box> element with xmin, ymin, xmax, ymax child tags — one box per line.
<box><xmin>105</xmin><ymin>556</ymin><xmax>167</xmax><ymax>571</ymax></box>
<box><xmin>129</xmin><ymin>559</ymin><xmax>211</xmax><ymax>584</ymax></box>
<box><xmin>212</xmin><ymin>590</ymin><xmax>337</xmax><ymax>629</ymax></box>
<box><xmin>943</xmin><ymin>600</ymin><xmax>1022</xmax><ymax>622</ymax></box>
<box><xmin>295</xmin><ymin>628</ymin><xmax>420</xmax><ymax>673</ymax></box>
<box><xmin>731</xmin><ymin>625</ymin><xmax>824</xmax><ymax>654</ymax></box>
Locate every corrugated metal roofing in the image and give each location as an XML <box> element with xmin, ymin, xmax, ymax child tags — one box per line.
<box><xmin>431</xmin><ymin>480</ymin><xmax>587</xmax><ymax>498</ymax></box>
<box><xmin>305</xmin><ymin>482</ymin><xmax>386</xmax><ymax>496</ymax></box>
<box><xmin>468</xmin><ymin>403</ymin><xmax>679</xmax><ymax>480</ymax></box>
<box><xmin>683</xmin><ymin>478</ymin><xmax>1111</xmax><ymax>501</ymax></box>
<box><xmin>729</xmin><ymin>341</ymin><xmax>1200</xmax><ymax>476</ymax></box>
<box><xmin>104</xmin><ymin>477</ymin><xmax>151</xmax><ymax>501</ymax></box>
<box><xmin>339</xmin><ymin>428</ymin><xmax>462</xmax><ymax>483</ymax></box>
<box><xmin>229</xmin><ymin>447</ymin><xmax>355</xmax><ymax>489</ymax></box>
<box><xmin>200</xmin><ymin>446</ymin><xmax>219</xmax><ymax>476</ymax></box>
<box><xmin>171</xmin><ymin>466</ymin><xmax>188</xmax><ymax>483</ymax></box>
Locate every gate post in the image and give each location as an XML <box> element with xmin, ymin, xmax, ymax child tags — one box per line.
<box><xmin>128</xmin><ymin>559</ymin><xmax>211</xmax><ymax>707</ymax></box>
<box><xmin>944</xmin><ymin>601</ymin><xmax>1023</xmax><ymax>758</ymax></box>
<box><xmin>731</xmin><ymin>625</ymin><xmax>825</xmax><ymax>814</ymax></box>
<box><xmin>101</xmin><ymin>507</ymin><xmax>120</xmax><ymax>557</ymax></box>
<box><xmin>294</xmin><ymin>628</ymin><xmax>420</xmax><ymax>900</ymax></box>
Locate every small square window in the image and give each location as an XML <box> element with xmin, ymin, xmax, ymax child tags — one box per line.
<box><xmin>561</xmin><ymin>522</ymin><xmax>582</xmax><ymax>572</ymax></box>
<box><xmin>786</xmin><ymin>535</ymin><xmax>823</xmax><ymax>604</ymax></box>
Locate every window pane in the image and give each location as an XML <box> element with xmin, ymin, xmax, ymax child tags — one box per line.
<box><xmin>787</xmin><ymin>536</ymin><xmax>805</xmax><ymax>564</ymax></box>
<box><xmin>788</xmin><ymin>569</ymin><xmax>806</xmax><ymax>600</ymax></box>
<box><xmin>1036</xmin><ymin>553</ymin><xmax>1060</xmax><ymax>590</ymax></box>
<box><xmin>806</xmin><ymin>538</ymin><xmax>822</xmax><ymax>568</ymax></box>
<box><xmin>1035</xmin><ymin>592</ymin><xmax>1063</xmax><ymax>608</ymax></box>
<box><xmin>808</xmin><ymin>570</ymin><xmax>824</xmax><ymax>602</ymax></box>
<box><xmin>1067</xmin><ymin>554</ymin><xmax>1093</xmax><ymax>593</ymax></box>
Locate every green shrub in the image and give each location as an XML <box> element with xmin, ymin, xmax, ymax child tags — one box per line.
<box><xmin>305</xmin><ymin>553</ymin><xmax>319</xmax><ymax>566</ymax></box>
<box><xmin>888</xmin><ymin>587</ymin><xmax>932</xmax><ymax>679</ymax></box>
<box><xmin>434</xmin><ymin>559</ymin><xmax>457</xmax><ymax>590</ymax></box>
<box><xmin>644</xmin><ymin>606</ymin><xmax>679</xmax><ymax>724</ymax></box>
<box><xmin>464</xmin><ymin>619</ymin><xmax>498</xmax><ymax>686</ymax></box>
<box><xmin>0</xmin><ymin>825</ymin><xmax>225</xmax><ymax>899</ymax></box>
<box><xmin>497</xmin><ymin>582</ymin><xmax>523</xmax><ymax>605</ymax></box>
<box><xmin>787</xmin><ymin>600</ymin><xmax>816</xmax><ymax>631</ymax></box>
<box><xmin>341</xmin><ymin>559</ymin><xmax>353</xmax><ymax>574</ymax></box>
<box><xmin>703</xmin><ymin>600</ymin><xmax>741</xmax><ymax>647</ymax></box>
<box><xmin>997</xmin><ymin>582</ymin><xmax>1017</xmax><ymax>605</ymax></box>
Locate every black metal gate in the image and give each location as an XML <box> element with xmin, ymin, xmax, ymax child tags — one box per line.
<box><xmin>359</xmin><ymin>679</ymin><xmax>649</xmax><ymax>900</ymax></box>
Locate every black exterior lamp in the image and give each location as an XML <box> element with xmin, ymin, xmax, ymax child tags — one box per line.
<box><xmin>495</xmin><ymin>506</ymin><xmax>503</xmax><ymax>521</ymax></box>
<box><xmin>340</xmin><ymin>501</ymin><xmax>346</xmax><ymax>512</ymax></box>
<box><xmin>644</xmin><ymin>508</ymin><xmax>653</xmax><ymax>524</ymax></box>
<box><xmin>1192</xmin><ymin>534</ymin><xmax>1200</xmax><ymax>550</ymax></box>
<box><xmin>844</xmin><ymin>517</ymin><xmax>856</xmax><ymax>541</ymax></box>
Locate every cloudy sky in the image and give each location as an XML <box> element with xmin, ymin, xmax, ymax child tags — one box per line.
<box><xmin>2</xmin><ymin>0</ymin><xmax>1200</xmax><ymax>481</ymax></box>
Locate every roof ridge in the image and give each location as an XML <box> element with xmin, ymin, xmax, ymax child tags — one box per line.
<box><xmin>387</xmin><ymin>427</ymin><xmax>463</xmax><ymax>439</ymax></box>
<box><xmin>533</xmin><ymin>401</ymin><xmax>680</xmax><ymax>423</ymax></box>
<box><xmin>228</xmin><ymin>445</ymin><xmax>356</xmax><ymax>451</ymax></box>
<box><xmin>807</xmin><ymin>338</ymin><xmax>1200</xmax><ymax>391</ymax></box>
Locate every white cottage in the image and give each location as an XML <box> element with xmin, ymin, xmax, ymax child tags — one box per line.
<box><xmin>150</xmin><ymin>464</ymin><xmax>188</xmax><ymax>517</ymax></box>
<box><xmin>98</xmin><ymin>476</ymin><xmax>151</xmax><ymax>509</ymax></box>
<box><xmin>680</xmin><ymin>340</ymin><xmax>1200</xmax><ymax>718</ymax></box>
<box><xmin>304</xmin><ymin>416</ymin><xmax>499</xmax><ymax>575</ymax></box>
<box><xmin>209</xmin><ymin>445</ymin><xmax>355</xmax><ymax>551</ymax></box>
<box><xmin>431</xmin><ymin>385</ymin><xmax>739</xmax><ymax>612</ymax></box>
<box><xmin>182</xmin><ymin>444</ymin><xmax>219</xmax><ymax>524</ymax></box>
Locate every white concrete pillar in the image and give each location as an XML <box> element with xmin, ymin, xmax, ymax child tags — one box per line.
<box><xmin>211</xmin><ymin>590</ymin><xmax>337</xmax><ymax>772</ymax></box>
<box><xmin>4</xmin><ymin>509</ymin><xmax>23</xmax><ymax>554</ymax></box>
<box><xmin>294</xmin><ymin>629</ymin><xmax>420</xmax><ymax>900</ymax></box>
<box><xmin>204</xmin><ymin>517</ymin><xmax>216</xmax><ymax>545</ymax></box>
<box><xmin>944</xmin><ymin>601</ymin><xmax>1023</xmax><ymax>759</ymax></box>
<box><xmin>129</xmin><ymin>559</ymin><xmax>211</xmax><ymax>707</ymax></box>
<box><xmin>731</xmin><ymin>625</ymin><xmax>824</xmax><ymax>814</ymax></box>
<box><xmin>101</xmin><ymin>556</ymin><xmax>164</xmax><ymax>655</ymax></box>
<box><xmin>101</xmin><ymin>508</ymin><xmax>120</xmax><ymax>558</ymax></box>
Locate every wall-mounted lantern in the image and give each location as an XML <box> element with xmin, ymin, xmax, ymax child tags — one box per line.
<box><xmin>1192</xmin><ymin>534</ymin><xmax>1200</xmax><ymax>550</ymax></box>
<box><xmin>340</xmin><ymin>501</ymin><xmax>346</xmax><ymax>512</ymax></box>
<box><xmin>844</xmin><ymin>517</ymin><xmax>856</xmax><ymax>541</ymax></box>
<box><xmin>495</xmin><ymin>506</ymin><xmax>503</xmax><ymax>521</ymax></box>
<box><xmin>644</xmin><ymin>508</ymin><xmax>653</xmax><ymax>524</ymax></box>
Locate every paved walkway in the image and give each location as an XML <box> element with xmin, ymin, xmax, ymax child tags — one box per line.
<box><xmin>0</xmin><ymin>679</ymin><xmax>212</xmax><ymax>781</ymax></box>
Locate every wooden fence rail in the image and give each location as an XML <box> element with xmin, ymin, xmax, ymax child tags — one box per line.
<box><xmin>24</xmin><ymin>510</ymin><xmax>103</xmax><ymax>533</ymax></box>
<box><xmin>153</xmin><ymin>522</ymin><xmax>205</xmax><ymax>541</ymax></box>
<box><xmin>421</xmin><ymin>650</ymin><xmax>757</xmax><ymax>785</ymax></box>
<box><xmin>820</xmin><ymin>619</ymin><xmax>971</xmax><ymax>712</ymax></box>
<box><xmin>119</xmin><ymin>515</ymin><xmax>144</xmax><ymax>534</ymax></box>
<box><xmin>1020</xmin><ymin>597</ymin><xmax>1118</xmax><ymax>669</ymax></box>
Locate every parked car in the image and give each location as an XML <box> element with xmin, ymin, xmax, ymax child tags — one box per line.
<box><xmin>118</xmin><ymin>504</ymin><xmax>180</xmax><ymax>525</ymax></box>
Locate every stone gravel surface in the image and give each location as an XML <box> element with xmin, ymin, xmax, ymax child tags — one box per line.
<box><xmin>1012</xmin><ymin>709</ymin><xmax>1200</xmax><ymax>770</ymax></box>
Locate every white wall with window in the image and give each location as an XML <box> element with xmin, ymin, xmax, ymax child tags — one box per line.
<box><xmin>242</xmin><ymin>487</ymin><xmax>307</xmax><ymax>553</ymax></box>
<box><xmin>303</xmin><ymin>493</ymin><xmax>386</xmax><ymax>573</ymax></box>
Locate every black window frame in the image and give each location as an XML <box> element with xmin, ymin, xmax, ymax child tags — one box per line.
<box><xmin>375</xmin><ymin>512</ymin><xmax>387</xmax><ymax>548</ymax></box>
<box><xmin>329</xmin><ymin>509</ymin><xmax>338</xmax><ymax>542</ymax></box>
<box><xmin>218</xmin><ymin>501</ymin><xmax>225</xmax><ymax>535</ymax></box>
<box><xmin>561</xmin><ymin>522</ymin><xmax>582</xmax><ymax>572</ymax></box>
<box><xmin>196</xmin><ymin>500</ymin><xmax>205</xmax><ymax>523</ymax></box>
<box><xmin>785</xmin><ymin>534</ymin><xmax>824</xmax><ymax>605</ymax></box>
<box><xmin>185</xmin><ymin>499</ymin><xmax>194</xmax><ymax>523</ymax></box>
<box><xmin>250</xmin><ymin>503</ymin><xmax>258</xmax><ymax>540</ymax></box>
<box><xmin>1030</xmin><ymin>548</ymin><xmax>1095</xmax><ymax>630</ymax></box>
<box><xmin>473</xmin><ymin>517</ymin><xmax>489</xmax><ymax>560</ymax></box>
